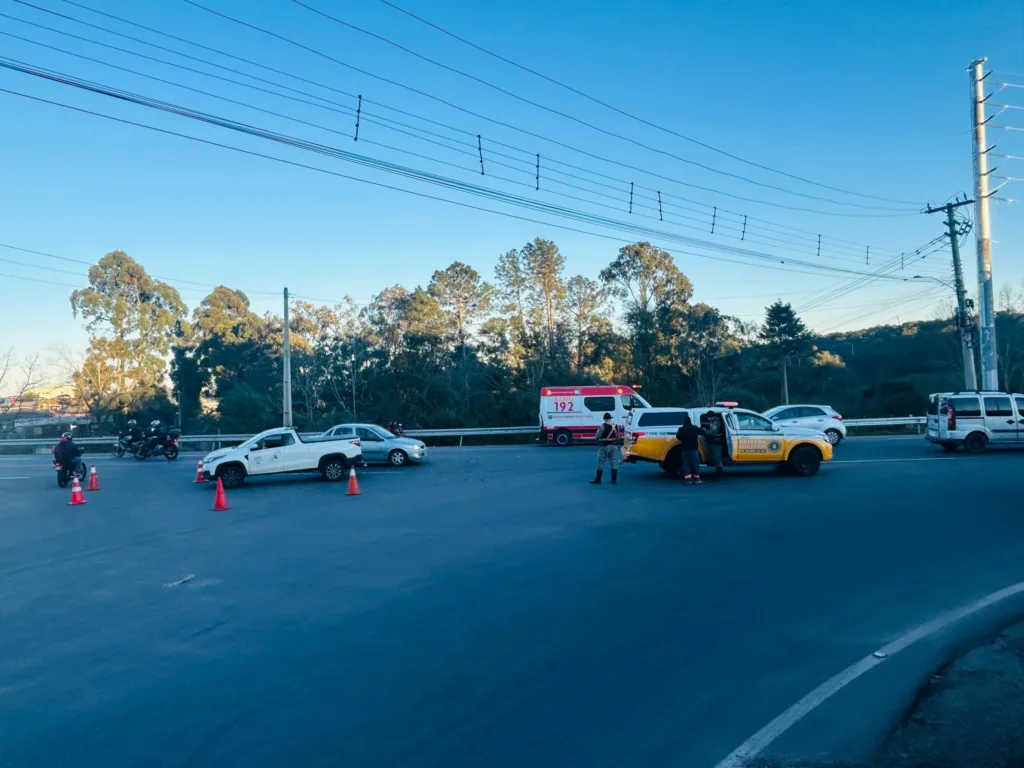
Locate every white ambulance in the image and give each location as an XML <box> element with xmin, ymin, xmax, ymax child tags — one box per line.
<box><xmin>539</xmin><ymin>385</ymin><xmax>651</xmax><ymax>446</ymax></box>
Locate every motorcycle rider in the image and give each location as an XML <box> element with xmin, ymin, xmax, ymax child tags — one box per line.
<box><xmin>120</xmin><ymin>419</ymin><xmax>144</xmax><ymax>450</ymax></box>
<box><xmin>144</xmin><ymin>419</ymin><xmax>167</xmax><ymax>454</ymax></box>
<box><xmin>53</xmin><ymin>431</ymin><xmax>84</xmax><ymax>477</ymax></box>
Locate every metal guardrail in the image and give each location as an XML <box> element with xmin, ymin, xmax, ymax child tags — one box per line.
<box><xmin>0</xmin><ymin>418</ymin><xmax>926</xmax><ymax>449</ymax></box>
<box><xmin>844</xmin><ymin>417</ymin><xmax>926</xmax><ymax>428</ymax></box>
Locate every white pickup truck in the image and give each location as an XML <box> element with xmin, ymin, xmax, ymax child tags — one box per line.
<box><xmin>201</xmin><ymin>427</ymin><xmax>363</xmax><ymax>489</ymax></box>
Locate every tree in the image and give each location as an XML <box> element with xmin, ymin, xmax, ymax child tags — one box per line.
<box><xmin>0</xmin><ymin>349</ymin><xmax>43</xmax><ymax>414</ymax></box>
<box><xmin>427</xmin><ymin>262</ymin><xmax>492</xmax><ymax>361</ymax></box>
<box><xmin>563</xmin><ymin>275</ymin><xmax>609</xmax><ymax>375</ymax></box>
<box><xmin>520</xmin><ymin>238</ymin><xmax>565</xmax><ymax>354</ymax></box>
<box><xmin>759</xmin><ymin>300</ymin><xmax>811</xmax><ymax>403</ymax></box>
<box><xmin>70</xmin><ymin>251</ymin><xmax>186</xmax><ymax>416</ymax></box>
<box><xmin>600</xmin><ymin>242</ymin><xmax>693</xmax><ymax>393</ymax></box>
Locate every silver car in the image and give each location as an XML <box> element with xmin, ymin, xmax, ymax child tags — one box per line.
<box><xmin>322</xmin><ymin>423</ymin><xmax>427</xmax><ymax>466</ymax></box>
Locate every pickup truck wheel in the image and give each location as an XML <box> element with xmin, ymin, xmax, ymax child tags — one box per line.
<box><xmin>218</xmin><ymin>465</ymin><xmax>245</xmax><ymax>489</ymax></box>
<box><xmin>388</xmin><ymin>449</ymin><xmax>408</xmax><ymax>466</ymax></box>
<box><xmin>659</xmin><ymin>447</ymin><xmax>681</xmax><ymax>476</ymax></box>
<box><xmin>322</xmin><ymin>459</ymin><xmax>346</xmax><ymax>481</ymax></box>
<box><xmin>787</xmin><ymin>445</ymin><xmax>822</xmax><ymax>477</ymax></box>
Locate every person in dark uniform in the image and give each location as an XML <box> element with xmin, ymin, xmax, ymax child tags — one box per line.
<box><xmin>701</xmin><ymin>410</ymin><xmax>725</xmax><ymax>482</ymax></box>
<box><xmin>675</xmin><ymin>414</ymin><xmax>705</xmax><ymax>486</ymax></box>
<box><xmin>589</xmin><ymin>412</ymin><xmax>620</xmax><ymax>485</ymax></box>
<box><xmin>53</xmin><ymin>431</ymin><xmax>84</xmax><ymax>477</ymax></box>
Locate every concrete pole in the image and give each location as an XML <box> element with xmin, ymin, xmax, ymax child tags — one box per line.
<box><xmin>970</xmin><ymin>58</ymin><xmax>998</xmax><ymax>390</ymax></box>
<box><xmin>283</xmin><ymin>287</ymin><xmax>293</xmax><ymax>428</ymax></box>
<box><xmin>946</xmin><ymin>205</ymin><xmax>978</xmax><ymax>390</ymax></box>
<box><xmin>781</xmin><ymin>359</ymin><xmax>789</xmax><ymax>405</ymax></box>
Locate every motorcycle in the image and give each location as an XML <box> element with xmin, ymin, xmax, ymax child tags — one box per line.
<box><xmin>135</xmin><ymin>430</ymin><xmax>181</xmax><ymax>461</ymax></box>
<box><xmin>111</xmin><ymin>435</ymin><xmax>142</xmax><ymax>459</ymax></box>
<box><xmin>54</xmin><ymin>458</ymin><xmax>85</xmax><ymax>488</ymax></box>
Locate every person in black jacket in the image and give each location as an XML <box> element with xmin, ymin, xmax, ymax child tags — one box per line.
<box><xmin>589</xmin><ymin>412</ymin><xmax>620</xmax><ymax>485</ymax></box>
<box><xmin>121</xmin><ymin>419</ymin><xmax>143</xmax><ymax>449</ymax></box>
<box><xmin>701</xmin><ymin>410</ymin><xmax>726</xmax><ymax>482</ymax></box>
<box><xmin>675</xmin><ymin>414</ymin><xmax>705</xmax><ymax>486</ymax></box>
<box><xmin>52</xmin><ymin>431</ymin><xmax>84</xmax><ymax>477</ymax></box>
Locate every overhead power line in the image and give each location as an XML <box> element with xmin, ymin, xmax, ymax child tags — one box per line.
<box><xmin>156</xmin><ymin>0</ymin><xmax>914</xmax><ymax>213</ymax></box>
<box><xmin>0</xmin><ymin>82</ymin><xmax>930</xmax><ymax>287</ymax></box>
<box><xmin>289</xmin><ymin>0</ymin><xmax>916</xmax><ymax>211</ymax></box>
<box><xmin>3</xmin><ymin>1</ymin><xmax>922</xmax><ymax>230</ymax></box>
<box><xmin>4</xmin><ymin>57</ymin><xmax>937</xmax><ymax>278</ymax></box>
<box><xmin>372</xmin><ymin>0</ymin><xmax>920</xmax><ymax>207</ymax></box>
<box><xmin>0</xmin><ymin>33</ymin><xmax>904</xmax><ymax>266</ymax></box>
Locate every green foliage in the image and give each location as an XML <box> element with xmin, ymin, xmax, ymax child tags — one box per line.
<box><xmin>70</xmin><ymin>251</ymin><xmax>186</xmax><ymax>417</ymax></box>
<box><xmin>65</xmin><ymin>242</ymin><xmax>1024</xmax><ymax>434</ymax></box>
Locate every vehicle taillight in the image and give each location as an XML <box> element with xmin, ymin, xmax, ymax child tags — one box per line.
<box><xmin>173</xmin><ymin>438</ymin><xmax>179</xmax><ymax>445</ymax></box>
<box><xmin>832</xmin><ymin>414</ymin><xmax>843</xmax><ymax>421</ymax></box>
<box><xmin>352</xmin><ymin>439</ymin><xmax>361</xmax><ymax>447</ymax></box>
<box><xmin>947</xmin><ymin>408</ymin><xmax>956</xmax><ymax>430</ymax></box>
<box><xmin>630</xmin><ymin>431</ymin><xmax>645</xmax><ymax>444</ymax></box>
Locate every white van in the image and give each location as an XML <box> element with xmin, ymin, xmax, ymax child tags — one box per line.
<box><xmin>926</xmin><ymin>391</ymin><xmax>1024</xmax><ymax>452</ymax></box>
<box><xmin>539</xmin><ymin>385</ymin><xmax>651</xmax><ymax>446</ymax></box>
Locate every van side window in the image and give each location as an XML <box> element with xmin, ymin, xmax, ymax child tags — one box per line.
<box><xmin>583</xmin><ymin>396</ymin><xmax>616</xmax><ymax>412</ymax></box>
<box><xmin>949</xmin><ymin>397</ymin><xmax>981</xmax><ymax>417</ymax></box>
<box><xmin>927</xmin><ymin>396</ymin><xmax>938</xmax><ymax>416</ymax></box>
<box><xmin>984</xmin><ymin>397</ymin><xmax>1013</xmax><ymax>417</ymax></box>
<box><xmin>1016</xmin><ymin>396</ymin><xmax>1024</xmax><ymax>415</ymax></box>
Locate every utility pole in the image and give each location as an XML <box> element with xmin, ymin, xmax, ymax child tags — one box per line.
<box><xmin>925</xmin><ymin>199</ymin><xmax>977</xmax><ymax>389</ymax></box>
<box><xmin>350</xmin><ymin>356</ymin><xmax>357</xmax><ymax>421</ymax></box>
<box><xmin>781</xmin><ymin>357</ymin><xmax>789</xmax><ymax>405</ymax></box>
<box><xmin>969</xmin><ymin>58</ymin><xmax>998</xmax><ymax>389</ymax></box>
<box><xmin>282</xmin><ymin>287</ymin><xmax>293</xmax><ymax>428</ymax></box>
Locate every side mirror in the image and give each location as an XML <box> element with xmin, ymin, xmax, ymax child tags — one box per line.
<box><xmin>772</xmin><ymin>422</ymin><xmax>781</xmax><ymax>432</ymax></box>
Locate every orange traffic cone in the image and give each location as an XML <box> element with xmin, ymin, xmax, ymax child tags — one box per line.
<box><xmin>211</xmin><ymin>477</ymin><xmax>230</xmax><ymax>511</ymax></box>
<box><xmin>86</xmin><ymin>464</ymin><xmax>100</xmax><ymax>491</ymax></box>
<box><xmin>194</xmin><ymin>459</ymin><xmax>207</xmax><ymax>484</ymax></box>
<box><xmin>346</xmin><ymin>467</ymin><xmax>361</xmax><ymax>496</ymax></box>
<box><xmin>68</xmin><ymin>475</ymin><xmax>87</xmax><ymax>505</ymax></box>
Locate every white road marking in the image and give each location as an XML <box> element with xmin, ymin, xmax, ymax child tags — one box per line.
<box><xmin>162</xmin><ymin>574</ymin><xmax>196</xmax><ymax>588</ymax></box>
<box><xmin>713</xmin><ymin>580</ymin><xmax>1024</xmax><ymax>768</ymax></box>
<box><xmin>832</xmin><ymin>457</ymin><xmax>959</xmax><ymax>464</ymax></box>
<box><xmin>0</xmin><ymin>476</ymin><xmax>31</xmax><ymax>480</ymax></box>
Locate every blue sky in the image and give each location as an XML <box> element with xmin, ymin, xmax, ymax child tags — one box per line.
<box><xmin>0</xmin><ymin>0</ymin><xmax>1021</xmax><ymax>378</ymax></box>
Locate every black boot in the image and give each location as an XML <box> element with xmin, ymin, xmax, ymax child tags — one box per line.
<box><xmin>589</xmin><ymin>469</ymin><xmax>603</xmax><ymax>484</ymax></box>
<box><xmin>610</xmin><ymin>469</ymin><xmax>618</xmax><ymax>485</ymax></box>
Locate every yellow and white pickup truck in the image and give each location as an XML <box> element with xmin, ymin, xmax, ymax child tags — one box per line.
<box><xmin>623</xmin><ymin>405</ymin><xmax>833</xmax><ymax>477</ymax></box>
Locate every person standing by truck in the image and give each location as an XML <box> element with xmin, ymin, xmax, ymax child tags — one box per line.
<box><xmin>589</xmin><ymin>412</ymin><xmax>620</xmax><ymax>485</ymax></box>
<box><xmin>675</xmin><ymin>414</ymin><xmax>705</xmax><ymax>486</ymax></box>
<box><xmin>701</xmin><ymin>410</ymin><xmax>725</xmax><ymax>482</ymax></box>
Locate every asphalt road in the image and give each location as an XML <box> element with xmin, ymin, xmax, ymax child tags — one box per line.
<box><xmin>0</xmin><ymin>437</ymin><xmax>1021</xmax><ymax>767</ymax></box>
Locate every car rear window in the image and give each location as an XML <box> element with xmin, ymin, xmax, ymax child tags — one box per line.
<box><xmin>636</xmin><ymin>411</ymin><xmax>689</xmax><ymax>427</ymax></box>
<box><xmin>949</xmin><ymin>397</ymin><xmax>981</xmax><ymax>417</ymax></box>
<box><xmin>927</xmin><ymin>396</ymin><xmax>938</xmax><ymax>416</ymax></box>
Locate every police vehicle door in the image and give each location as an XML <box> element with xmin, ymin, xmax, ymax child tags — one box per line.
<box><xmin>726</xmin><ymin>410</ymin><xmax>786</xmax><ymax>463</ymax></box>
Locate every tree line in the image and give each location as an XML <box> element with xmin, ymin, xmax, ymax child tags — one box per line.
<box><xmin>51</xmin><ymin>241</ymin><xmax>1024</xmax><ymax>435</ymax></box>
